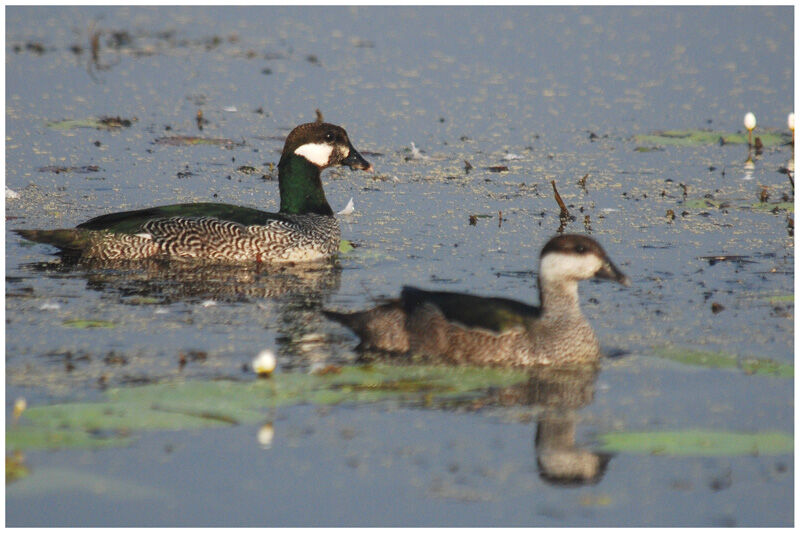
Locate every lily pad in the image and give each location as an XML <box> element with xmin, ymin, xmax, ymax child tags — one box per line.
<box><xmin>339</xmin><ymin>239</ymin><xmax>355</xmax><ymax>253</ymax></box>
<box><xmin>651</xmin><ymin>347</ymin><xmax>793</xmax><ymax>378</ymax></box>
<box><xmin>597</xmin><ymin>430</ymin><xmax>793</xmax><ymax>456</ymax></box>
<box><xmin>766</xmin><ymin>294</ymin><xmax>794</xmax><ymax>303</ymax></box>
<box><xmin>62</xmin><ymin>319</ymin><xmax>116</xmax><ymax>329</ymax></box>
<box><xmin>46</xmin><ymin>117</ymin><xmax>133</xmax><ymax>130</ymax></box>
<box><xmin>634</xmin><ymin>129</ymin><xmax>789</xmax><ymax>147</ymax></box>
<box><xmin>154</xmin><ymin>136</ymin><xmax>244</xmax><ymax>148</ymax></box>
<box><xmin>8</xmin><ymin>364</ymin><xmax>529</xmax><ymax>451</ymax></box>
<box><xmin>683</xmin><ymin>198</ymin><xmax>720</xmax><ymax>210</ymax></box>
<box><xmin>751</xmin><ymin>201</ymin><xmax>794</xmax><ymax>213</ymax></box>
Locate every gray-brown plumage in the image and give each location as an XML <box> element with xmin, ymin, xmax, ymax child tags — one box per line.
<box><xmin>324</xmin><ymin>234</ymin><xmax>630</xmax><ymax>367</ymax></box>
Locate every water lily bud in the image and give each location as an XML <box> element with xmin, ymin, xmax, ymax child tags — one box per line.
<box><xmin>252</xmin><ymin>349</ymin><xmax>276</xmax><ymax>377</ymax></box>
<box><xmin>744</xmin><ymin>112</ymin><xmax>756</xmax><ymax>131</ymax></box>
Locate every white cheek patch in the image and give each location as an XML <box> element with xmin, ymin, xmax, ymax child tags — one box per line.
<box><xmin>294</xmin><ymin>143</ymin><xmax>334</xmax><ymax>167</ymax></box>
<box><xmin>539</xmin><ymin>252</ymin><xmax>602</xmax><ymax>282</ymax></box>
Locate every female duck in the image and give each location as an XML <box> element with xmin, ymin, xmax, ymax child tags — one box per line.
<box><xmin>324</xmin><ymin>234</ymin><xmax>630</xmax><ymax>366</ymax></box>
<box><xmin>16</xmin><ymin>122</ymin><xmax>372</xmax><ymax>262</ymax></box>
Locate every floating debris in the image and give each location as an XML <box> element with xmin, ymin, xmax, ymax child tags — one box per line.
<box><xmin>406</xmin><ymin>142</ymin><xmax>429</xmax><ymax>161</ymax></box>
<box><xmin>711</xmin><ymin>302</ymin><xmax>725</xmax><ymax>314</ymax></box>
<box><xmin>464</xmin><ymin>160</ymin><xmax>473</xmax><ymax>174</ymax></box>
<box><xmin>337</xmin><ymin>197</ymin><xmax>355</xmax><ymax>215</ymax></box>
<box><xmin>39</xmin><ymin>302</ymin><xmax>61</xmax><ymax>311</ymax></box>
<box><xmin>6</xmin><ymin>187</ymin><xmax>20</xmax><ymax>200</ymax></box>
<box><xmin>252</xmin><ymin>349</ymin><xmax>276</xmax><ymax>377</ymax></box>
<box><xmin>503</xmin><ymin>152</ymin><xmax>522</xmax><ymax>161</ymax></box>
<box><xmin>487</xmin><ymin>165</ymin><xmax>508</xmax><ymax>173</ymax></box>
<box><xmin>223</xmin><ymin>106</ymin><xmax>238</xmax><ymax>113</ymax></box>
<box><xmin>315</xmin><ymin>109</ymin><xmax>324</xmax><ymax>123</ymax></box>
<box><xmin>200</xmin><ymin>300</ymin><xmax>217</xmax><ymax>307</ymax></box>
<box><xmin>196</xmin><ymin>109</ymin><xmax>207</xmax><ymax>130</ymax></box>
<box><xmin>698</xmin><ymin>255</ymin><xmax>756</xmax><ymax>266</ymax></box>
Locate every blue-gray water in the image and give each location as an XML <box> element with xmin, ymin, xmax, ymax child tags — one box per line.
<box><xmin>5</xmin><ymin>6</ymin><xmax>793</xmax><ymax>526</ymax></box>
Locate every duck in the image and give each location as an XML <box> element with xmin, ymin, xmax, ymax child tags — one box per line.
<box><xmin>324</xmin><ymin>234</ymin><xmax>630</xmax><ymax>367</ymax></box>
<box><xmin>15</xmin><ymin>122</ymin><xmax>373</xmax><ymax>262</ymax></box>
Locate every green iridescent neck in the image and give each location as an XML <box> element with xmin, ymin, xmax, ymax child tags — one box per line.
<box><xmin>278</xmin><ymin>153</ymin><xmax>334</xmax><ymax>216</ymax></box>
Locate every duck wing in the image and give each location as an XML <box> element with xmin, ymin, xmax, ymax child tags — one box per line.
<box><xmin>77</xmin><ymin>203</ymin><xmax>288</xmax><ymax>234</ymax></box>
<box><xmin>400</xmin><ymin>286</ymin><xmax>540</xmax><ymax>333</ymax></box>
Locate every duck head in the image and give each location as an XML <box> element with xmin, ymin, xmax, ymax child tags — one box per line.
<box><xmin>281</xmin><ymin>122</ymin><xmax>373</xmax><ymax>172</ymax></box>
<box><xmin>539</xmin><ymin>234</ymin><xmax>630</xmax><ymax>287</ymax></box>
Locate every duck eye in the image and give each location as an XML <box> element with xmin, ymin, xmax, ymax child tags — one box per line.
<box><xmin>575</xmin><ymin>245</ymin><xmax>586</xmax><ymax>253</ymax></box>
<box><xmin>324</xmin><ymin>132</ymin><xmax>335</xmax><ymax>142</ymax></box>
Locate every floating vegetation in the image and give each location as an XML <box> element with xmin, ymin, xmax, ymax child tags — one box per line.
<box><xmin>597</xmin><ymin>430</ymin><xmax>793</xmax><ymax>457</ymax></box>
<box><xmin>7</xmin><ymin>364</ymin><xmax>529</xmax><ymax>451</ymax></box>
<box><xmin>751</xmin><ymin>201</ymin><xmax>794</xmax><ymax>213</ymax></box>
<box><xmin>154</xmin><ymin>136</ymin><xmax>245</xmax><ymax>148</ymax></box>
<box><xmin>46</xmin><ymin>116</ymin><xmax>133</xmax><ymax>130</ymax></box>
<box><xmin>338</xmin><ymin>239</ymin><xmax>355</xmax><ymax>253</ymax></box>
<box><xmin>38</xmin><ymin>165</ymin><xmax>101</xmax><ymax>174</ymax></box>
<box><xmin>634</xmin><ymin>129</ymin><xmax>789</xmax><ymax>147</ymax></box>
<box><xmin>62</xmin><ymin>319</ymin><xmax>116</xmax><ymax>329</ymax></box>
<box><xmin>651</xmin><ymin>347</ymin><xmax>793</xmax><ymax>378</ymax></box>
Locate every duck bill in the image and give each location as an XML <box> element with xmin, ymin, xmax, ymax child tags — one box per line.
<box><xmin>595</xmin><ymin>260</ymin><xmax>631</xmax><ymax>287</ymax></box>
<box><xmin>342</xmin><ymin>145</ymin><xmax>373</xmax><ymax>172</ymax></box>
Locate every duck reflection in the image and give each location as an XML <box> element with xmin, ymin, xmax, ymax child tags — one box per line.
<box><xmin>22</xmin><ymin>256</ymin><xmax>343</xmax><ymax>365</ymax></box>
<box><xmin>467</xmin><ymin>364</ymin><xmax>610</xmax><ymax>486</ymax></box>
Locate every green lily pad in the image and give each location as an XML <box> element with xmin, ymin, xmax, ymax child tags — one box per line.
<box><xmin>7</xmin><ymin>364</ymin><xmax>529</xmax><ymax>451</ymax></box>
<box><xmin>652</xmin><ymin>347</ymin><xmax>793</xmax><ymax>378</ymax></box>
<box><xmin>6</xmin><ymin>425</ymin><xmax>132</xmax><ymax>451</ymax></box>
<box><xmin>46</xmin><ymin>117</ymin><xmax>133</xmax><ymax>130</ymax></box>
<box><xmin>751</xmin><ymin>201</ymin><xmax>794</xmax><ymax>213</ymax></box>
<box><xmin>597</xmin><ymin>430</ymin><xmax>793</xmax><ymax>456</ymax></box>
<box><xmin>683</xmin><ymin>198</ymin><xmax>720</xmax><ymax>209</ymax></box>
<box><xmin>8</xmin><ymin>467</ymin><xmax>163</xmax><ymax>500</ymax></box>
<box><xmin>62</xmin><ymin>319</ymin><xmax>116</xmax><ymax>329</ymax></box>
<box><xmin>767</xmin><ymin>294</ymin><xmax>794</xmax><ymax>303</ymax></box>
<box><xmin>154</xmin><ymin>136</ymin><xmax>244</xmax><ymax>148</ymax></box>
<box><xmin>634</xmin><ymin>129</ymin><xmax>789</xmax><ymax>147</ymax></box>
<box><xmin>339</xmin><ymin>239</ymin><xmax>355</xmax><ymax>253</ymax></box>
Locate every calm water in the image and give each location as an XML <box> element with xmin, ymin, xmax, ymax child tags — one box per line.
<box><xmin>5</xmin><ymin>6</ymin><xmax>794</xmax><ymax>526</ymax></box>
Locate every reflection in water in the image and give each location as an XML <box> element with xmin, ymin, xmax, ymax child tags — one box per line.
<box><xmin>484</xmin><ymin>364</ymin><xmax>610</xmax><ymax>486</ymax></box>
<box><xmin>23</xmin><ymin>257</ymin><xmax>343</xmax><ymax>366</ymax></box>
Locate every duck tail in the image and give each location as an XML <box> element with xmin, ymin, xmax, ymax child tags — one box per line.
<box><xmin>323</xmin><ymin>302</ymin><xmax>409</xmax><ymax>353</ymax></box>
<box><xmin>14</xmin><ymin>228</ymin><xmax>95</xmax><ymax>253</ymax></box>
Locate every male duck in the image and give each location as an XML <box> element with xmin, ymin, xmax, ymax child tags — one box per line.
<box><xmin>324</xmin><ymin>234</ymin><xmax>630</xmax><ymax>366</ymax></box>
<box><xmin>16</xmin><ymin>122</ymin><xmax>372</xmax><ymax>262</ymax></box>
